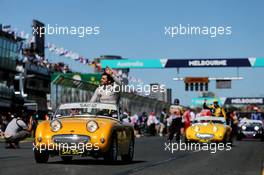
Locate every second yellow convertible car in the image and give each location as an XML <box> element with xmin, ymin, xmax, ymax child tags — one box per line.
<box><xmin>185</xmin><ymin>116</ymin><xmax>232</xmax><ymax>143</ymax></box>
<box><xmin>33</xmin><ymin>102</ymin><xmax>135</xmax><ymax>163</ymax></box>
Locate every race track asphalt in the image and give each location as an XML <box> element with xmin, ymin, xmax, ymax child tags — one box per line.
<box><xmin>0</xmin><ymin>136</ymin><xmax>263</xmax><ymax>175</ymax></box>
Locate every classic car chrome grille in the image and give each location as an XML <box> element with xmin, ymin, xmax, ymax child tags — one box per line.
<box><xmin>196</xmin><ymin>133</ymin><xmax>214</xmax><ymax>139</ymax></box>
<box><xmin>52</xmin><ymin>134</ymin><xmax>90</xmax><ymax>144</ymax></box>
<box><xmin>241</xmin><ymin>131</ymin><xmax>256</xmax><ymax>135</ymax></box>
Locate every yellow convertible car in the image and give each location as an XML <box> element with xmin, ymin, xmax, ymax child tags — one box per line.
<box><xmin>33</xmin><ymin>102</ymin><xmax>135</xmax><ymax>163</ymax></box>
<box><xmin>185</xmin><ymin>116</ymin><xmax>232</xmax><ymax>143</ymax></box>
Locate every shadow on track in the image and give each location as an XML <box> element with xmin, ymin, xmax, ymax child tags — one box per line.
<box><xmin>47</xmin><ymin>159</ymin><xmax>146</xmax><ymax>166</ymax></box>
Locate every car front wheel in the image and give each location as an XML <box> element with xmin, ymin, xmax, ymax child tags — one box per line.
<box><xmin>34</xmin><ymin>149</ymin><xmax>49</xmax><ymax>163</ymax></box>
<box><xmin>236</xmin><ymin>134</ymin><xmax>242</xmax><ymax>141</ymax></box>
<box><xmin>260</xmin><ymin>133</ymin><xmax>264</xmax><ymax>142</ymax></box>
<box><xmin>121</xmin><ymin>139</ymin><xmax>134</xmax><ymax>162</ymax></box>
<box><xmin>104</xmin><ymin>135</ymin><xmax>118</xmax><ymax>163</ymax></box>
<box><xmin>61</xmin><ymin>156</ymin><xmax>73</xmax><ymax>163</ymax></box>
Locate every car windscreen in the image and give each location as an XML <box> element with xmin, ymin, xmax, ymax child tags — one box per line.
<box><xmin>242</xmin><ymin>122</ymin><xmax>262</xmax><ymax>127</ymax></box>
<box><xmin>55</xmin><ymin>103</ymin><xmax>118</xmax><ymax>118</ymax></box>
<box><xmin>193</xmin><ymin>119</ymin><xmax>225</xmax><ymax>125</ymax></box>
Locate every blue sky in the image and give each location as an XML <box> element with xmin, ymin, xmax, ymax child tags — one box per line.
<box><xmin>1</xmin><ymin>0</ymin><xmax>264</xmax><ymax>105</ymax></box>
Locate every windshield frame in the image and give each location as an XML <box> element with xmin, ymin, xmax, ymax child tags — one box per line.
<box><xmin>53</xmin><ymin>102</ymin><xmax>120</xmax><ymax>120</ymax></box>
<box><xmin>192</xmin><ymin>116</ymin><xmax>227</xmax><ymax>125</ymax></box>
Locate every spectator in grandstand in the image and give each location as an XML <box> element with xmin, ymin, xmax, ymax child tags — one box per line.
<box><xmin>17</xmin><ymin>53</ymin><xmax>72</xmax><ymax>74</ymax></box>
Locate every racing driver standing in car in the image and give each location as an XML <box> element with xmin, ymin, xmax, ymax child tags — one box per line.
<box><xmin>90</xmin><ymin>66</ymin><xmax>122</xmax><ymax>105</ymax></box>
<box><xmin>203</xmin><ymin>98</ymin><xmax>227</xmax><ymax>119</ymax></box>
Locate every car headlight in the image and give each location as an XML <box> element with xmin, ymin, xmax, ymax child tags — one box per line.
<box><xmin>242</xmin><ymin>125</ymin><xmax>246</xmax><ymax>130</ymax></box>
<box><xmin>194</xmin><ymin>126</ymin><xmax>200</xmax><ymax>132</ymax></box>
<box><xmin>213</xmin><ymin>126</ymin><xmax>218</xmax><ymax>132</ymax></box>
<box><xmin>254</xmin><ymin>126</ymin><xmax>260</xmax><ymax>131</ymax></box>
<box><xmin>50</xmin><ymin>120</ymin><xmax>62</xmax><ymax>132</ymax></box>
<box><xmin>87</xmin><ymin>121</ymin><xmax>99</xmax><ymax>132</ymax></box>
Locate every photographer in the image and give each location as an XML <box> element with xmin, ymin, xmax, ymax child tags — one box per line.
<box><xmin>4</xmin><ymin>111</ymin><xmax>33</xmax><ymax>149</ymax></box>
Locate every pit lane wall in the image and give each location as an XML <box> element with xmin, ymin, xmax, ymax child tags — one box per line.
<box><xmin>50</xmin><ymin>75</ymin><xmax>170</xmax><ymax>115</ymax></box>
